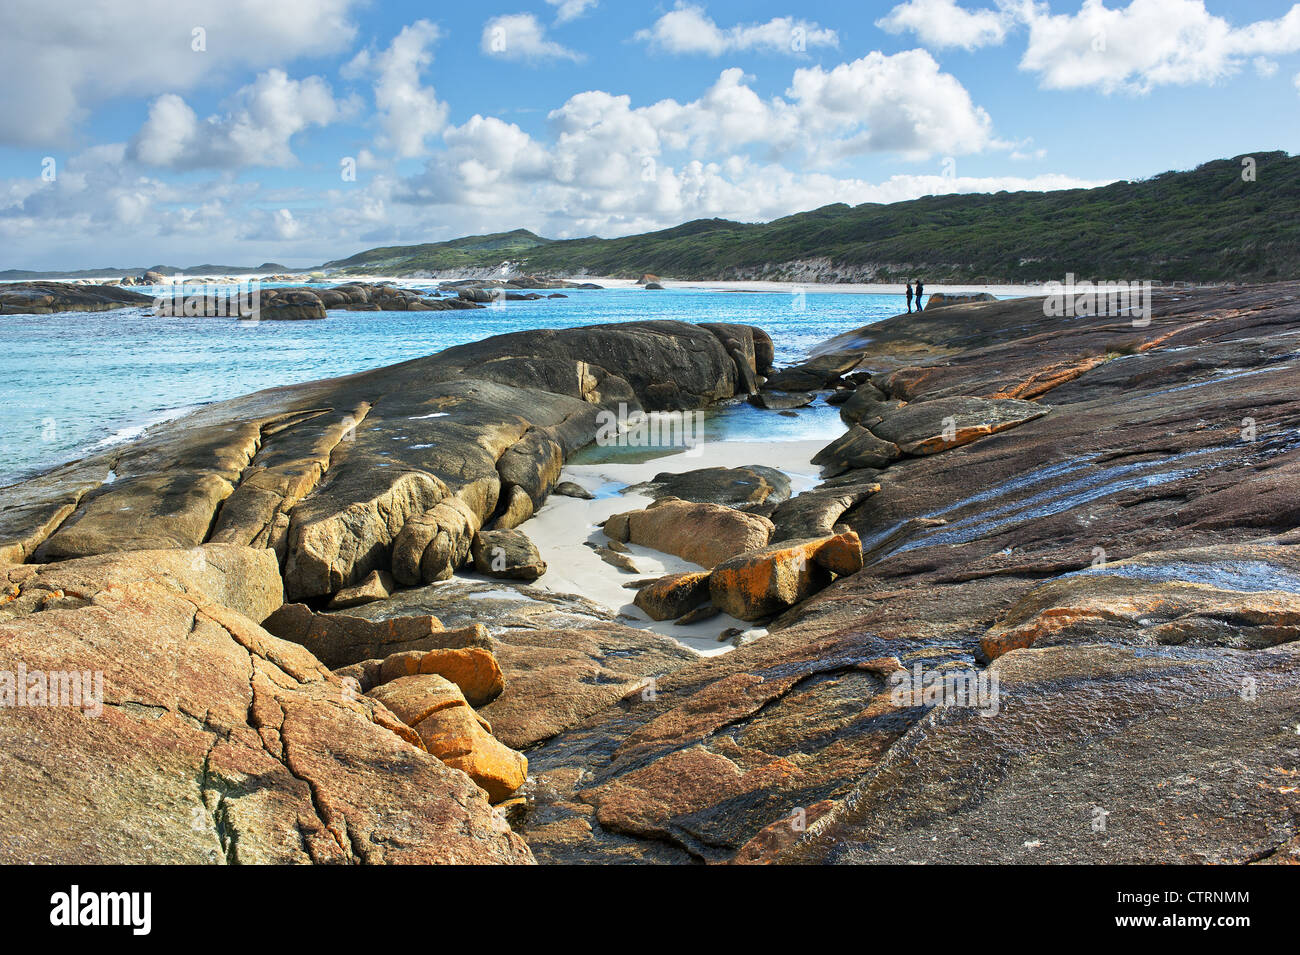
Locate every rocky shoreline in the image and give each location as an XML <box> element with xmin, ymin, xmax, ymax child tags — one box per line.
<box><xmin>2</xmin><ymin>284</ymin><xmax>1299</xmax><ymax>864</ymax></box>
<box><xmin>0</xmin><ymin>278</ymin><xmax>595</xmax><ymax>317</ymax></box>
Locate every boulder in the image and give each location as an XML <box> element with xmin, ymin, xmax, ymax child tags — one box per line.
<box><xmin>633</xmin><ymin>572</ymin><xmax>712</xmax><ymax>621</ymax></box>
<box><xmin>0</xmin><ymin>543</ymin><xmax>282</xmax><ymax>624</ymax></box>
<box><xmin>369</xmin><ymin>647</ymin><xmax>506</xmax><ymax>707</ymax></box>
<box><xmin>553</xmin><ymin>480</ymin><xmax>594</xmax><ymax>499</ymax></box>
<box><xmin>491</xmin><ymin>484</ymin><xmax>535</xmax><ymax>530</ymax></box>
<box><xmin>471</xmin><ymin>528</ymin><xmax>547</xmax><ymax>581</ymax></box>
<box><xmin>262</xmin><ymin>601</ymin><xmax>492</xmax><ymax>669</ymax></box>
<box><xmin>327</xmin><ymin>568</ymin><xmax>395</xmax><ymax>610</ymax></box>
<box><xmin>368</xmin><ymin>674</ymin><xmax>527</xmax><ymax>803</ymax></box>
<box><xmin>769</xmin><ymin>484</ymin><xmax>880</xmax><ymax>542</ymax></box>
<box><xmin>748</xmin><ymin>391</ymin><xmax>814</xmax><ymax>411</ymax></box>
<box><xmin>0</xmin><ymin>281</ymin><xmax>154</xmax><ymax>314</ymax></box>
<box><xmin>709</xmin><ymin>532</ymin><xmax>862</xmax><ymax>620</ymax></box>
<box><xmin>761</xmin><ymin>351</ymin><xmax>864</xmax><ymax>392</ymax></box>
<box><xmin>811</xmin><ymin>426</ymin><xmax>901</xmax><ymax>473</ymax></box>
<box><xmin>870</xmin><ymin>396</ymin><xmax>1049</xmax><ymax>455</ymax></box>
<box><xmin>629</xmin><ymin>465</ymin><xmax>791</xmax><ymax>509</ymax></box>
<box><xmin>391</xmin><ymin>496</ymin><xmax>483</xmax><ymax>586</ymax></box>
<box><xmin>923</xmin><ymin>292</ymin><xmax>997</xmax><ymax>309</ymax></box>
<box><xmin>498</xmin><ymin>428</ymin><xmax>565</xmax><ymax>507</ymax></box>
<box><xmin>839</xmin><ymin>382</ymin><xmax>904</xmax><ymax>427</ymax></box>
<box><xmin>605</xmin><ymin>498</ymin><xmax>774</xmax><ymax>568</ymax></box>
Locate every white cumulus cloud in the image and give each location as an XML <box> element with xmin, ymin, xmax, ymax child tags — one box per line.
<box><xmin>877</xmin><ymin>0</ymin><xmax>1013</xmax><ymax>50</ymax></box>
<box><xmin>482</xmin><ymin>14</ymin><xmax>584</xmax><ymax>63</ymax></box>
<box><xmin>0</xmin><ymin>0</ymin><xmax>362</xmax><ymax>146</ymax></box>
<box><xmin>547</xmin><ymin>0</ymin><xmax>598</xmax><ymax>23</ymax></box>
<box><xmin>131</xmin><ymin>70</ymin><xmax>350</xmax><ymax>169</ymax></box>
<box><xmin>1017</xmin><ymin>0</ymin><xmax>1300</xmax><ymax>93</ymax></box>
<box><xmin>345</xmin><ymin>20</ymin><xmax>450</xmax><ymax>158</ymax></box>
<box><xmin>636</xmin><ymin>3</ymin><xmax>838</xmax><ymax>56</ymax></box>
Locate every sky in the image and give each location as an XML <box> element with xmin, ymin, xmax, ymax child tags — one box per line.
<box><xmin>1</xmin><ymin>0</ymin><xmax>1297</xmax><ymax>270</ymax></box>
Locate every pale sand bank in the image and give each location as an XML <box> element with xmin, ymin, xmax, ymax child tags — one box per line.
<box><xmin>481</xmin><ymin>437</ymin><xmax>829</xmax><ymax>656</ymax></box>
<box><xmin>35</xmin><ymin>274</ymin><xmax>1045</xmax><ymax>298</ymax></box>
<box><xmin>579</xmin><ymin>278</ymin><xmax>1046</xmax><ymax>297</ymax></box>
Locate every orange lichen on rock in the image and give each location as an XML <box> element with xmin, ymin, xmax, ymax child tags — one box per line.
<box><xmin>709</xmin><ymin>532</ymin><xmax>861</xmax><ymax>621</ymax></box>
<box><xmin>988</xmin><ymin>355</ymin><xmax>1110</xmax><ymax>400</ymax></box>
<box><xmin>368</xmin><ymin>673</ymin><xmax>527</xmax><ymax>803</ymax></box>
<box><xmin>375</xmin><ymin>646</ymin><xmax>505</xmax><ymax>706</ymax></box>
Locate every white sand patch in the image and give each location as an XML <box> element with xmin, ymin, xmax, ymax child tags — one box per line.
<box><xmin>520</xmin><ymin>438</ymin><xmax>825</xmax><ymax>655</ymax></box>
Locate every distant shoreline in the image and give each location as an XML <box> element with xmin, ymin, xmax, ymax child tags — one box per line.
<box><xmin>0</xmin><ymin>272</ymin><xmax>1049</xmax><ymax>298</ymax></box>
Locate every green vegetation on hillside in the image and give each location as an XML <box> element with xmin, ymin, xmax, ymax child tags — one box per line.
<box><xmin>325</xmin><ymin>229</ymin><xmax>554</xmax><ymax>272</ymax></box>
<box><xmin>324</xmin><ymin>153</ymin><xmax>1297</xmax><ymax>283</ymax></box>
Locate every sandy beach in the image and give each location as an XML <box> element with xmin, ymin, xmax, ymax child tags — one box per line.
<box><xmin>500</xmin><ymin>437</ymin><xmax>829</xmax><ymax>655</ymax></box>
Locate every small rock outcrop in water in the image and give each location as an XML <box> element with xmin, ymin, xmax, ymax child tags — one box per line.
<box><xmin>0</xmin><ymin>281</ymin><xmax>154</xmax><ymax>313</ymax></box>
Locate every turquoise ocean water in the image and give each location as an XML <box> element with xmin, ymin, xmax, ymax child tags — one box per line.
<box><xmin>0</xmin><ymin>283</ymin><xmax>935</xmax><ymax>485</ymax></box>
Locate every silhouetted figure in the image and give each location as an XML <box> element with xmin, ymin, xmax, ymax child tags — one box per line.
<box><xmin>915</xmin><ymin>279</ymin><xmax>925</xmax><ymax>311</ymax></box>
<box><xmin>905</xmin><ymin>282</ymin><xmax>913</xmax><ymax>313</ymax></box>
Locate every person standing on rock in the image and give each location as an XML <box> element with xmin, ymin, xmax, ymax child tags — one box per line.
<box><xmin>915</xmin><ymin>278</ymin><xmax>925</xmax><ymax>311</ymax></box>
<box><xmin>905</xmin><ymin>281</ymin><xmax>914</xmax><ymax>313</ymax></box>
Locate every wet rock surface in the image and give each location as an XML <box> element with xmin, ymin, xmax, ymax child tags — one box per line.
<box><xmin>515</xmin><ymin>284</ymin><xmax>1300</xmax><ymax>864</ymax></box>
<box><xmin>0</xmin><ymin>281</ymin><xmax>155</xmax><ymax>313</ymax></box>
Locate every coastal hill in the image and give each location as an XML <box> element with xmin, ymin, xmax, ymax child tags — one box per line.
<box><xmin>0</xmin><ymin>262</ymin><xmax>290</xmax><ymax>281</ymax></box>
<box><xmin>323</xmin><ymin>152</ymin><xmax>1298</xmax><ymax>283</ymax></box>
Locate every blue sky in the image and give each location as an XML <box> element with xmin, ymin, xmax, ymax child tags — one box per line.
<box><xmin>1</xmin><ymin>0</ymin><xmax>1297</xmax><ymax>269</ymax></box>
